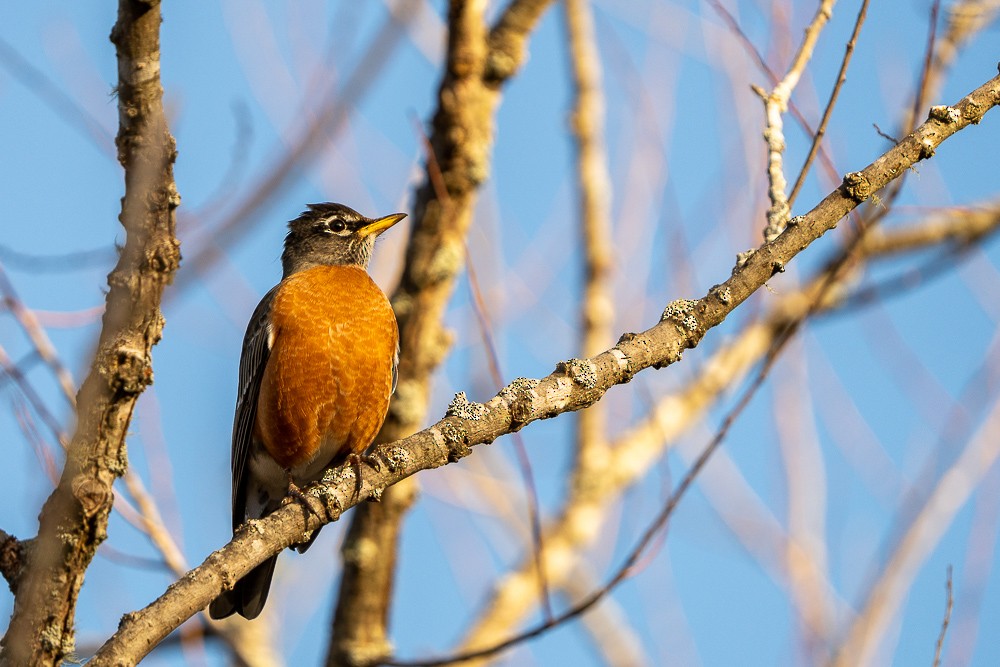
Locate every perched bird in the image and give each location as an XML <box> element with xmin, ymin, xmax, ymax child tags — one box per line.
<box><xmin>209</xmin><ymin>203</ymin><xmax>404</xmax><ymax>620</ymax></box>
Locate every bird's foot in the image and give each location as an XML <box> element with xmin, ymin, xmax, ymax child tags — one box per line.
<box><xmin>346</xmin><ymin>453</ymin><xmax>366</xmax><ymax>500</ymax></box>
<box><xmin>282</xmin><ymin>475</ymin><xmax>324</xmax><ymax>518</ymax></box>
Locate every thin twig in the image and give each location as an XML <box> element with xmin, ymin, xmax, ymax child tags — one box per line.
<box><xmin>0</xmin><ymin>343</ymin><xmax>69</xmax><ymax>445</ymax></box>
<box><xmin>932</xmin><ymin>566</ymin><xmax>954</xmax><ymax>667</ymax></box>
<box><xmin>706</xmin><ymin>0</ymin><xmax>843</xmax><ymax>190</ymax></box>
<box><xmin>788</xmin><ymin>0</ymin><xmax>870</xmax><ymax>208</ymax></box>
<box><xmin>564</xmin><ymin>0</ymin><xmax>616</xmax><ymax>629</ymax></box>
<box><xmin>466</xmin><ymin>252</ymin><xmax>553</xmax><ymax>622</ymax></box>
<box><xmin>0</xmin><ymin>36</ymin><xmax>115</xmax><ymax>157</ymax></box>
<box><xmin>873</xmin><ymin>0</ymin><xmax>943</xmax><ymax>217</ymax></box>
<box><xmin>172</xmin><ymin>0</ymin><xmax>420</xmax><ymax>296</ymax></box>
<box><xmin>0</xmin><ymin>263</ymin><xmax>78</xmax><ymax>406</ymax></box>
<box><xmin>831</xmin><ymin>399</ymin><xmax>1000</xmax><ymax>666</ymax></box>
<box><xmin>0</xmin><ymin>244</ymin><xmax>115</xmax><ymax>273</ymax></box>
<box><xmin>910</xmin><ymin>0</ymin><xmax>943</xmax><ymax>136</ymax></box>
<box><xmin>759</xmin><ymin>0</ymin><xmax>837</xmax><ymax>242</ymax></box>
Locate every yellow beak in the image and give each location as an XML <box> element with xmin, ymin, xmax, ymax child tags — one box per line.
<box><xmin>359</xmin><ymin>212</ymin><xmax>407</xmax><ymax>237</ymax></box>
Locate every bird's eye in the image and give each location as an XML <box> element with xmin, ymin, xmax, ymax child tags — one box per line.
<box><xmin>328</xmin><ymin>219</ymin><xmax>347</xmax><ymax>234</ymax></box>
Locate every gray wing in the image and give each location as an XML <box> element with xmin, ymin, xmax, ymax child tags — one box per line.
<box><xmin>231</xmin><ymin>286</ymin><xmax>279</xmax><ymax>533</ymax></box>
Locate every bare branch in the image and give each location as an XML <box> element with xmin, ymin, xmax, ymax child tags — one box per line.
<box><xmin>787</xmin><ymin>0</ymin><xmax>870</xmax><ymax>208</ymax></box>
<box><xmin>932</xmin><ymin>566</ymin><xmax>954</xmax><ymax>667</ymax></box>
<box><xmin>0</xmin><ymin>1</ymin><xmax>180</xmax><ymax>663</ymax></box>
<box><xmin>758</xmin><ymin>0</ymin><xmax>837</xmax><ymax>241</ymax></box>
<box><xmin>88</xmin><ymin>71</ymin><xmax>1000</xmax><ymax>665</ymax></box>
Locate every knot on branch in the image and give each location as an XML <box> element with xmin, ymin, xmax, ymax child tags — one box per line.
<box><xmin>733</xmin><ymin>248</ymin><xmax>756</xmax><ymax>274</ymax></box>
<box><xmin>72</xmin><ymin>476</ymin><xmax>112</xmax><ymax>520</ymax></box>
<box><xmin>102</xmin><ymin>343</ymin><xmax>153</xmax><ymax>396</ymax></box>
<box><xmin>499</xmin><ymin>377</ymin><xmax>541</xmax><ymax>426</ymax></box>
<box><xmin>660</xmin><ymin>299</ymin><xmax>700</xmax><ymax>334</ymax></box>
<box><xmin>608</xmin><ymin>347</ymin><xmax>635</xmax><ymax>384</ymax></box>
<box><xmin>367</xmin><ymin>445</ymin><xmax>411</xmax><ymax>474</ymax></box>
<box><xmin>709</xmin><ymin>284</ymin><xmax>732</xmax><ymax>305</ymax></box>
<box><xmin>555</xmin><ymin>358</ymin><xmax>598</xmax><ymax>389</ymax></box>
<box><xmin>438</xmin><ymin>420</ymin><xmax>471</xmax><ymax>462</ymax></box>
<box><xmin>146</xmin><ymin>236</ymin><xmax>181</xmax><ymax>276</ymax></box>
<box><xmin>446</xmin><ymin>392</ymin><xmax>488</xmax><ymax>420</ymax></box>
<box><xmin>962</xmin><ymin>98</ymin><xmax>985</xmax><ymax>124</ymax></box>
<box><xmin>919</xmin><ymin>137</ymin><xmax>937</xmax><ymax>159</ymax></box>
<box><xmin>842</xmin><ymin>171</ymin><xmax>872</xmax><ymax>202</ymax></box>
<box><xmin>928</xmin><ymin>105</ymin><xmax>961</xmax><ymax>124</ymax></box>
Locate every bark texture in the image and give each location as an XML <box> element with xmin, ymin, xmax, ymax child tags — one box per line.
<box><xmin>0</xmin><ymin>2</ymin><xmax>179</xmax><ymax>664</ymax></box>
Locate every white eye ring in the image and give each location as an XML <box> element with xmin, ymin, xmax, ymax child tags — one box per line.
<box><xmin>328</xmin><ymin>219</ymin><xmax>347</xmax><ymax>234</ymax></box>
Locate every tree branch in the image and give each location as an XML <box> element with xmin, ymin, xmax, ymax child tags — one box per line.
<box><xmin>0</xmin><ymin>1</ymin><xmax>180</xmax><ymax>664</ymax></box>
<box><xmin>87</xmin><ymin>70</ymin><xmax>1000</xmax><ymax>665</ymax></box>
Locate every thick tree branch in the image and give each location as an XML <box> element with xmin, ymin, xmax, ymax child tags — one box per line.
<box><xmin>0</xmin><ymin>2</ymin><xmax>180</xmax><ymax>664</ymax></box>
<box><xmin>87</xmin><ymin>70</ymin><xmax>1000</xmax><ymax>665</ymax></box>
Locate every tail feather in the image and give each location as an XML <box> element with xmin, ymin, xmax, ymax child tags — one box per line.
<box><xmin>209</xmin><ymin>555</ymin><xmax>279</xmax><ymax>620</ymax></box>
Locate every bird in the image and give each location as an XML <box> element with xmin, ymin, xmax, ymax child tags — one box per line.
<box><xmin>209</xmin><ymin>202</ymin><xmax>404</xmax><ymax>621</ymax></box>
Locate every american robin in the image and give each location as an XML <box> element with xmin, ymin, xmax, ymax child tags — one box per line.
<box><xmin>209</xmin><ymin>202</ymin><xmax>404</xmax><ymax>620</ymax></box>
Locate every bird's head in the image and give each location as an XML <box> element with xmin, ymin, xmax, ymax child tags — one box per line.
<box><xmin>281</xmin><ymin>203</ymin><xmax>406</xmax><ymax>276</ymax></box>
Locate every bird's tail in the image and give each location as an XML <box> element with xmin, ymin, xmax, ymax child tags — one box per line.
<box><xmin>209</xmin><ymin>555</ymin><xmax>278</xmax><ymax>620</ymax></box>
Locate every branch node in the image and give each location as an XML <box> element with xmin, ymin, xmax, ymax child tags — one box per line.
<box><xmin>919</xmin><ymin>136</ymin><xmax>937</xmax><ymax>159</ymax></box>
<box><xmin>962</xmin><ymin>98</ymin><xmax>985</xmax><ymax>124</ymax></box>
<box><xmin>709</xmin><ymin>284</ymin><xmax>732</xmax><ymax>305</ymax></box>
<box><xmin>608</xmin><ymin>347</ymin><xmax>634</xmax><ymax>383</ymax></box>
<box><xmin>366</xmin><ymin>445</ymin><xmax>411</xmax><ymax>474</ymax></box>
<box><xmin>556</xmin><ymin>358</ymin><xmax>598</xmax><ymax>389</ymax></box>
<box><xmin>446</xmin><ymin>391</ymin><xmax>488</xmax><ymax>420</ymax></box>
<box><xmin>499</xmin><ymin>377</ymin><xmax>541</xmax><ymax>426</ymax></box>
<box><xmin>660</xmin><ymin>299</ymin><xmax>700</xmax><ymax>333</ymax></box>
<box><xmin>733</xmin><ymin>248</ymin><xmax>756</xmax><ymax>274</ymax></box>
<box><xmin>842</xmin><ymin>171</ymin><xmax>872</xmax><ymax>202</ymax></box>
<box><xmin>928</xmin><ymin>104</ymin><xmax>960</xmax><ymax>124</ymax></box>
<box><xmin>439</xmin><ymin>420</ymin><xmax>472</xmax><ymax>462</ymax></box>
<box><xmin>71</xmin><ymin>476</ymin><xmax>112</xmax><ymax>520</ymax></box>
<box><xmin>103</xmin><ymin>343</ymin><xmax>154</xmax><ymax>395</ymax></box>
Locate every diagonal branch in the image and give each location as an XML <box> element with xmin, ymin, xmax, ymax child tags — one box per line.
<box><xmin>87</xmin><ymin>70</ymin><xmax>1000</xmax><ymax>666</ymax></box>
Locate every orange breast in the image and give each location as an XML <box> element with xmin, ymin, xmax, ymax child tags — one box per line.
<box><xmin>254</xmin><ymin>265</ymin><xmax>398</xmax><ymax>475</ymax></box>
